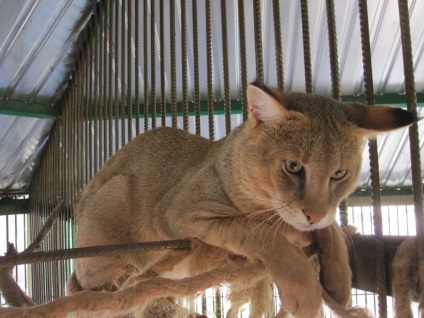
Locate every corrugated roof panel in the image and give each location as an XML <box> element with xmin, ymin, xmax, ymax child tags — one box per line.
<box><xmin>0</xmin><ymin>114</ymin><xmax>53</xmax><ymax>193</ymax></box>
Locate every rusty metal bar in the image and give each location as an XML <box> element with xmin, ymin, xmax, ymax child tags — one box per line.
<box><xmin>121</xmin><ymin>0</ymin><xmax>127</xmax><ymax>145</ymax></box>
<box><xmin>135</xmin><ymin>0</ymin><xmax>140</xmax><ymax>135</ymax></box>
<box><xmin>192</xmin><ymin>0</ymin><xmax>201</xmax><ymax>135</ymax></box>
<box><xmin>253</xmin><ymin>0</ymin><xmax>264</xmax><ymax>83</ymax></box>
<box><xmin>325</xmin><ymin>0</ymin><xmax>341</xmax><ymax>100</ymax></box>
<box><xmin>143</xmin><ymin>0</ymin><xmax>149</xmax><ymax>131</ymax></box>
<box><xmin>273</xmin><ymin>0</ymin><xmax>284</xmax><ymax>92</ymax></box>
<box><xmin>160</xmin><ymin>0</ymin><xmax>166</xmax><ymax>127</ymax></box>
<box><xmin>150</xmin><ymin>0</ymin><xmax>156</xmax><ymax>129</ymax></box>
<box><xmin>115</xmin><ymin>0</ymin><xmax>120</xmax><ymax>151</ymax></box>
<box><xmin>221</xmin><ymin>0</ymin><xmax>231</xmax><ymax>135</ymax></box>
<box><xmin>127</xmin><ymin>0</ymin><xmax>133</xmax><ymax>139</ymax></box>
<box><xmin>182</xmin><ymin>0</ymin><xmax>189</xmax><ymax>131</ymax></box>
<box><xmin>170</xmin><ymin>0</ymin><xmax>177</xmax><ymax>128</ymax></box>
<box><xmin>300</xmin><ymin>0</ymin><xmax>313</xmax><ymax>93</ymax></box>
<box><xmin>238</xmin><ymin>0</ymin><xmax>248</xmax><ymax>121</ymax></box>
<box><xmin>108</xmin><ymin>0</ymin><xmax>114</xmax><ymax>158</ymax></box>
<box><xmin>205</xmin><ymin>0</ymin><xmax>214</xmax><ymax>140</ymax></box>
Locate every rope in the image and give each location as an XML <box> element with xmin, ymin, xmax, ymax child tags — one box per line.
<box><xmin>273</xmin><ymin>0</ymin><xmax>284</xmax><ymax>91</ymax></box>
<box><xmin>0</xmin><ymin>240</ymin><xmax>191</xmax><ymax>268</ymax></box>
<box><xmin>121</xmin><ymin>0</ymin><xmax>127</xmax><ymax>145</ymax></box>
<box><xmin>300</xmin><ymin>0</ymin><xmax>313</xmax><ymax>93</ymax></box>
<box><xmin>358</xmin><ymin>1</ymin><xmax>387</xmax><ymax>316</ymax></box>
<box><xmin>114</xmin><ymin>0</ymin><xmax>120</xmax><ymax>152</ymax></box>
<box><xmin>127</xmin><ymin>0</ymin><xmax>133</xmax><ymax>137</ymax></box>
<box><xmin>108</xmin><ymin>0</ymin><xmax>113</xmax><ymax>158</ymax></box>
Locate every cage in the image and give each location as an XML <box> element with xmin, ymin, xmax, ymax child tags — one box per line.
<box><xmin>0</xmin><ymin>0</ymin><xmax>424</xmax><ymax>317</ymax></box>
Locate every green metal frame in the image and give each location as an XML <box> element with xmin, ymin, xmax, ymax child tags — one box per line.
<box><xmin>2</xmin><ymin>93</ymin><xmax>424</xmax><ymax>119</ymax></box>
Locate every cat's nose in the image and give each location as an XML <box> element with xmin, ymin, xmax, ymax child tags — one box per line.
<box><xmin>303</xmin><ymin>210</ymin><xmax>324</xmax><ymax>224</ymax></box>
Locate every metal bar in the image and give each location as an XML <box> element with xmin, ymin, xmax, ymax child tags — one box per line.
<box><xmin>273</xmin><ymin>0</ymin><xmax>284</xmax><ymax>92</ymax></box>
<box><xmin>238</xmin><ymin>0</ymin><xmax>248</xmax><ymax>121</ymax></box>
<box><xmin>358</xmin><ymin>1</ymin><xmax>387</xmax><ymax>316</ymax></box>
<box><xmin>325</xmin><ymin>0</ymin><xmax>341</xmax><ymax>100</ymax></box>
<box><xmin>397</xmin><ymin>0</ymin><xmax>424</xmax><ymax>236</ymax></box>
<box><xmin>192</xmin><ymin>0</ymin><xmax>201</xmax><ymax>135</ymax></box>
<box><xmin>160</xmin><ymin>0</ymin><xmax>166</xmax><ymax>127</ymax></box>
<box><xmin>150</xmin><ymin>0</ymin><xmax>156</xmax><ymax>129</ymax></box>
<box><xmin>144</xmin><ymin>0</ymin><xmax>149</xmax><ymax>131</ymax></box>
<box><xmin>108</xmin><ymin>0</ymin><xmax>114</xmax><ymax>158</ymax></box>
<box><xmin>99</xmin><ymin>0</ymin><xmax>105</xmax><ymax>167</ymax></box>
<box><xmin>135</xmin><ymin>0</ymin><xmax>140</xmax><ymax>135</ymax></box>
<box><xmin>205</xmin><ymin>0</ymin><xmax>214</xmax><ymax>140</ymax></box>
<box><xmin>170</xmin><ymin>0</ymin><xmax>177</xmax><ymax>128</ymax></box>
<box><xmin>115</xmin><ymin>0</ymin><xmax>120</xmax><ymax>152</ymax></box>
<box><xmin>93</xmin><ymin>7</ymin><xmax>99</xmax><ymax>175</ymax></box>
<box><xmin>182</xmin><ymin>0</ymin><xmax>189</xmax><ymax>131</ymax></box>
<box><xmin>121</xmin><ymin>0</ymin><xmax>127</xmax><ymax>146</ymax></box>
<box><xmin>253</xmin><ymin>0</ymin><xmax>264</xmax><ymax>83</ymax></box>
<box><xmin>0</xmin><ymin>240</ymin><xmax>191</xmax><ymax>267</ymax></box>
<box><xmin>127</xmin><ymin>0</ymin><xmax>133</xmax><ymax>138</ymax></box>
<box><xmin>300</xmin><ymin>0</ymin><xmax>313</xmax><ymax>93</ymax></box>
<box><xmin>221</xmin><ymin>0</ymin><xmax>231</xmax><ymax>135</ymax></box>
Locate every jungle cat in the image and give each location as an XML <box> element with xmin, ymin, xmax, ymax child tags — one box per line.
<box><xmin>68</xmin><ymin>82</ymin><xmax>415</xmax><ymax>317</ymax></box>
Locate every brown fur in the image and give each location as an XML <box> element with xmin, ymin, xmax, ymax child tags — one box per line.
<box><xmin>392</xmin><ymin>236</ymin><xmax>424</xmax><ymax>318</ymax></box>
<box><xmin>0</xmin><ymin>84</ymin><xmax>413</xmax><ymax>317</ymax></box>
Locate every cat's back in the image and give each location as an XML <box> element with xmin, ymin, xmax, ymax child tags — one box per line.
<box><xmin>79</xmin><ymin>126</ymin><xmax>215</xmax><ymax>202</ymax></box>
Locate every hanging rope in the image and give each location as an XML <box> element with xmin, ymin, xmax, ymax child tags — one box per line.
<box><xmin>205</xmin><ymin>0</ymin><xmax>214</xmax><ymax>141</ymax></box>
<box><xmin>221</xmin><ymin>0</ymin><xmax>231</xmax><ymax>135</ymax></box>
<box><xmin>273</xmin><ymin>0</ymin><xmax>284</xmax><ymax>92</ymax></box>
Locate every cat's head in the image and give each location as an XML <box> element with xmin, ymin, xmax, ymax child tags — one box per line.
<box><xmin>236</xmin><ymin>82</ymin><xmax>416</xmax><ymax>231</ymax></box>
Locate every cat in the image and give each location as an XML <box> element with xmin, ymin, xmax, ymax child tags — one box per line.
<box><xmin>392</xmin><ymin>236</ymin><xmax>424</xmax><ymax>318</ymax></box>
<box><xmin>0</xmin><ymin>82</ymin><xmax>414</xmax><ymax>318</ymax></box>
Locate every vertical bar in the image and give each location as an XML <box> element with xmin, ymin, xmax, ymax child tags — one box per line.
<box><xmin>160</xmin><ymin>0</ymin><xmax>166</xmax><ymax>126</ymax></box>
<box><xmin>115</xmin><ymin>0</ymin><xmax>120</xmax><ymax>152</ymax></box>
<box><xmin>99</xmin><ymin>1</ymin><xmax>105</xmax><ymax>167</ymax></box>
<box><xmin>85</xmin><ymin>34</ymin><xmax>90</xmax><ymax>184</ymax></box>
<box><xmin>192</xmin><ymin>0</ymin><xmax>201</xmax><ymax>135</ymax></box>
<box><xmin>215</xmin><ymin>288</ymin><xmax>222</xmax><ymax>318</ymax></box>
<box><xmin>89</xmin><ymin>21</ymin><xmax>94</xmax><ymax>180</ymax></box>
<box><xmin>398</xmin><ymin>0</ymin><xmax>423</xmax><ymax>235</ymax></box>
<box><xmin>93</xmin><ymin>7</ymin><xmax>99</xmax><ymax>174</ymax></box>
<box><xmin>135</xmin><ymin>0</ymin><xmax>140</xmax><ymax>134</ymax></box>
<box><xmin>359</xmin><ymin>1</ymin><xmax>387</xmax><ymax>316</ymax></box>
<box><xmin>181</xmin><ymin>0</ymin><xmax>189</xmax><ymax>131</ymax></box>
<box><xmin>221</xmin><ymin>0</ymin><xmax>231</xmax><ymax>135</ymax></box>
<box><xmin>102</xmin><ymin>1</ymin><xmax>108</xmax><ymax>164</ymax></box>
<box><xmin>205</xmin><ymin>0</ymin><xmax>214</xmax><ymax>140</ymax></box>
<box><xmin>108</xmin><ymin>0</ymin><xmax>114</xmax><ymax>157</ymax></box>
<box><xmin>273</xmin><ymin>0</ymin><xmax>284</xmax><ymax>91</ymax></box>
<box><xmin>127</xmin><ymin>0</ymin><xmax>133</xmax><ymax>139</ymax></box>
<box><xmin>238</xmin><ymin>0</ymin><xmax>248</xmax><ymax>121</ymax></box>
<box><xmin>253</xmin><ymin>0</ymin><xmax>264</xmax><ymax>83</ymax></box>
<box><xmin>143</xmin><ymin>0</ymin><xmax>149</xmax><ymax>131</ymax></box>
<box><xmin>170</xmin><ymin>0</ymin><xmax>177</xmax><ymax>128</ymax></box>
<box><xmin>150</xmin><ymin>0</ymin><xmax>156</xmax><ymax>129</ymax></box>
<box><xmin>325</xmin><ymin>0</ymin><xmax>340</xmax><ymax>100</ymax></box>
<box><xmin>300</xmin><ymin>0</ymin><xmax>313</xmax><ymax>93</ymax></box>
<box><xmin>121</xmin><ymin>0</ymin><xmax>127</xmax><ymax>146</ymax></box>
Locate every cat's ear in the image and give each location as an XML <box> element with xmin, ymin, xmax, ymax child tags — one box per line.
<box><xmin>347</xmin><ymin>103</ymin><xmax>416</xmax><ymax>134</ymax></box>
<box><xmin>247</xmin><ymin>84</ymin><xmax>289</xmax><ymax>126</ymax></box>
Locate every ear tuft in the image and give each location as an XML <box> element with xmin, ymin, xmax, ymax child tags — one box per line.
<box><xmin>247</xmin><ymin>84</ymin><xmax>287</xmax><ymax>125</ymax></box>
<box><xmin>348</xmin><ymin>103</ymin><xmax>416</xmax><ymax>133</ymax></box>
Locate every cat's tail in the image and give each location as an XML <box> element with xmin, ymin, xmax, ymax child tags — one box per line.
<box><xmin>322</xmin><ymin>289</ymin><xmax>373</xmax><ymax>318</ymax></box>
<box><xmin>66</xmin><ymin>271</ymin><xmax>84</xmax><ymax>295</ymax></box>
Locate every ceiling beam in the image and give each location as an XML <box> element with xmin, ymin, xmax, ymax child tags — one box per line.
<box><xmin>0</xmin><ymin>100</ymin><xmax>61</xmax><ymax>119</ymax></box>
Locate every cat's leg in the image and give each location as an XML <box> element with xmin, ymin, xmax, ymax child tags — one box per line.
<box><xmin>312</xmin><ymin>223</ymin><xmax>351</xmax><ymax>306</ymax></box>
<box><xmin>167</xmin><ymin>201</ymin><xmax>323</xmax><ymax>318</ymax></box>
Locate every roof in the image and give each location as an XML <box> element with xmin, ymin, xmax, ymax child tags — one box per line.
<box><xmin>0</xmin><ymin>0</ymin><xmax>423</xmax><ymax>194</ymax></box>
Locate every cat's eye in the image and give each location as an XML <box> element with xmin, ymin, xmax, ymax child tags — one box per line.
<box><xmin>331</xmin><ymin>169</ymin><xmax>347</xmax><ymax>180</ymax></box>
<box><xmin>284</xmin><ymin>160</ymin><xmax>303</xmax><ymax>174</ymax></box>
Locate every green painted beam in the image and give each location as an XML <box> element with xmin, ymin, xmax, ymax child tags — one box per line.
<box><xmin>0</xmin><ymin>100</ymin><xmax>61</xmax><ymax>119</ymax></box>
<box><xmin>2</xmin><ymin>92</ymin><xmax>424</xmax><ymax>119</ymax></box>
<box><xmin>0</xmin><ymin>198</ymin><xmax>29</xmax><ymax>216</ymax></box>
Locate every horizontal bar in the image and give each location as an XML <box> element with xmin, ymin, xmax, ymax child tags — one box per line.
<box><xmin>0</xmin><ymin>240</ymin><xmax>191</xmax><ymax>267</ymax></box>
<box><xmin>0</xmin><ymin>198</ymin><xmax>29</xmax><ymax>216</ymax></box>
<box><xmin>0</xmin><ymin>100</ymin><xmax>61</xmax><ymax>119</ymax></box>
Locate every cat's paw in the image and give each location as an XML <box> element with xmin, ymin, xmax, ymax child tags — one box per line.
<box><xmin>321</xmin><ymin>276</ymin><xmax>351</xmax><ymax>306</ymax></box>
<box><xmin>277</xmin><ymin>277</ymin><xmax>322</xmax><ymax>318</ymax></box>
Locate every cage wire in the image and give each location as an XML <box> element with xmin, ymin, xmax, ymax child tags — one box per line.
<box><xmin>0</xmin><ymin>0</ymin><xmax>422</xmax><ymax>317</ymax></box>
